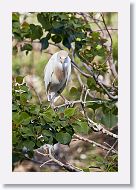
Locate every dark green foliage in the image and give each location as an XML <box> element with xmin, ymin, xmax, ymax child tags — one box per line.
<box><xmin>12</xmin><ymin>77</ymin><xmax>90</xmax><ymax>161</ymax></box>
<box><xmin>55</xmin><ymin>132</ymin><xmax>72</xmax><ymax>145</ymax></box>
<box><xmin>29</xmin><ymin>24</ymin><xmax>43</xmax><ymax>40</ymax></box>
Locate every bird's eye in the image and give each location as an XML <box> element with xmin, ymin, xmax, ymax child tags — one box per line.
<box><xmin>60</xmin><ymin>56</ymin><xmax>62</xmax><ymax>62</ymax></box>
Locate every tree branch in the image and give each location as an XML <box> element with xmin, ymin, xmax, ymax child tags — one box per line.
<box><xmin>83</xmin><ymin>62</ymin><xmax>118</xmax><ymax>100</ymax></box>
<box><xmin>104</xmin><ymin>139</ymin><xmax>118</xmax><ymax>158</ymax></box>
<box><xmin>73</xmin><ymin>134</ymin><xmax>117</xmax><ymax>154</ymax></box>
<box><xmin>35</xmin><ymin>145</ymin><xmax>82</xmax><ymax>172</ymax></box>
<box><xmin>71</xmin><ymin>60</ymin><xmax>91</xmax><ymax>78</ymax></box>
<box><xmin>55</xmin><ymin>99</ymin><xmax>111</xmax><ymax>109</ymax></box>
<box><xmin>87</xmin><ymin>117</ymin><xmax>118</xmax><ymax>138</ymax></box>
<box><xmin>55</xmin><ymin>86</ymin><xmax>118</xmax><ymax>139</ymax></box>
<box><xmin>101</xmin><ymin>13</ymin><xmax>118</xmax><ymax>79</ymax></box>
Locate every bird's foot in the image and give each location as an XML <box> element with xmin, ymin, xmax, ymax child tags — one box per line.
<box><xmin>53</xmin><ymin>106</ymin><xmax>58</xmax><ymax>112</ymax></box>
<box><xmin>65</xmin><ymin>100</ymin><xmax>74</xmax><ymax>108</ymax></box>
<box><xmin>50</xmin><ymin>103</ymin><xmax>58</xmax><ymax>112</ymax></box>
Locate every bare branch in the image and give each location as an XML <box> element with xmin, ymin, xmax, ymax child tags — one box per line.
<box><xmin>104</xmin><ymin>139</ymin><xmax>118</xmax><ymax>158</ymax></box>
<box><xmin>101</xmin><ymin>13</ymin><xmax>118</xmax><ymax>79</ymax></box>
<box><xmin>55</xmin><ymin>99</ymin><xmax>111</xmax><ymax>109</ymax></box>
<box><xmin>95</xmin><ymin>28</ymin><xmax>118</xmax><ymax>32</ymax></box>
<box><xmin>87</xmin><ymin>117</ymin><xmax>118</xmax><ymax>139</ymax></box>
<box><xmin>35</xmin><ymin>145</ymin><xmax>82</xmax><ymax>172</ymax></box>
<box><xmin>101</xmin><ymin>13</ymin><xmax>113</xmax><ymax>52</ymax></box>
<box><xmin>71</xmin><ymin>60</ymin><xmax>91</xmax><ymax>78</ymax></box>
<box><xmin>73</xmin><ymin>134</ymin><xmax>117</xmax><ymax>154</ymax></box>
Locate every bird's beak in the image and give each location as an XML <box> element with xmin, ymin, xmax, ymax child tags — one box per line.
<box><xmin>61</xmin><ymin>59</ymin><xmax>65</xmax><ymax>64</ymax></box>
<box><xmin>60</xmin><ymin>57</ymin><xmax>66</xmax><ymax>64</ymax></box>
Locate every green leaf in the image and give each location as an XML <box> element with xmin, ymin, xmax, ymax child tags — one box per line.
<box><xmin>20</xmin><ymin>84</ymin><xmax>28</xmax><ymax>92</ymax></box>
<box><xmin>72</xmin><ymin>121</ymin><xmax>89</xmax><ymax>135</ymax></box>
<box><xmin>86</xmin><ymin>102</ymin><xmax>102</xmax><ymax>110</ymax></box>
<box><xmin>12</xmin><ymin>13</ymin><xmax>19</xmax><ymax>22</ymax></box>
<box><xmin>55</xmin><ymin>132</ymin><xmax>72</xmax><ymax>145</ymax></box>
<box><xmin>36</xmin><ymin>141</ymin><xmax>43</xmax><ymax>147</ymax></box>
<box><xmin>21</xmin><ymin>127</ymin><xmax>33</xmax><ymax>137</ymax></box>
<box><xmin>83</xmin><ymin>168</ymin><xmax>90</xmax><ymax>172</ymax></box>
<box><xmin>19</xmin><ymin>112</ymin><xmax>31</xmax><ymax>125</ymax></box>
<box><xmin>87</xmin><ymin>77</ymin><xmax>96</xmax><ymax>90</ymax></box>
<box><xmin>63</xmin><ymin>37</ymin><xmax>71</xmax><ymax>49</ymax></box>
<box><xmin>37</xmin><ymin>13</ymin><xmax>52</xmax><ymax>30</ymax></box>
<box><xmin>42</xmin><ymin>114</ymin><xmax>53</xmax><ymax>123</ymax></box>
<box><xmin>101</xmin><ymin>112</ymin><xmax>118</xmax><ymax>128</ymax></box>
<box><xmin>64</xmin><ymin>108</ymin><xmax>76</xmax><ymax>118</ymax></box>
<box><xmin>12</xmin><ymin>104</ymin><xmax>18</xmax><ymax>111</ymax></box>
<box><xmin>69</xmin><ymin>87</ymin><xmax>79</xmax><ymax>97</ymax></box>
<box><xmin>52</xmin><ymin>22</ymin><xmax>63</xmax><ymax>29</ymax></box>
<box><xmin>59</xmin><ymin>14</ymin><xmax>68</xmax><ymax>20</ymax></box>
<box><xmin>42</xmin><ymin>109</ymin><xmax>56</xmax><ymax>123</ymax></box>
<box><xmin>34</xmin><ymin>125</ymin><xmax>41</xmax><ymax>133</ymax></box>
<box><xmin>30</xmin><ymin>105</ymin><xmax>40</xmax><ymax>115</ymax></box>
<box><xmin>12</xmin><ymin>131</ymin><xmax>19</xmax><ymax>145</ymax></box>
<box><xmin>30</xmin><ymin>24</ymin><xmax>43</xmax><ymax>40</ymax></box>
<box><xmin>40</xmin><ymin>37</ymin><xmax>49</xmax><ymax>50</ymax></box>
<box><xmin>65</xmin><ymin>125</ymin><xmax>74</xmax><ymax>136</ymax></box>
<box><xmin>96</xmin><ymin>44</ymin><xmax>102</xmax><ymax>50</ymax></box>
<box><xmin>12</xmin><ymin>112</ymin><xmax>20</xmax><ymax>124</ymax></box>
<box><xmin>21</xmin><ymin>44</ymin><xmax>32</xmax><ymax>51</ymax></box>
<box><xmin>92</xmin><ymin>32</ymin><xmax>100</xmax><ymax>41</ymax></box>
<box><xmin>23</xmin><ymin>141</ymin><xmax>35</xmax><ymax>150</ymax></box>
<box><xmin>51</xmin><ymin>35</ymin><xmax>62</xmax><ymax>43</ymax></box>
<box><xmin>16</xmin><ymin>76</ymin><xmax>24</xmax><ymax>84</ymax></box>
<box><xmin>42</xmin><ymin>129</ymin><xmax>52</xmax><ymax>137</ymax></box>
<box><xmin>20</xmin><ymin>91</ymin><xmax>32</xmax><ymax>104</ymax></box>
<box><xmin>46</xmin><ymin>32</ymin><xmax>51</xmax><ymax>40</ymax></box>
<box><xmin>20</xmin><ymin>93</ymin><xmax>27</xmax><ymax>104</ymax></box>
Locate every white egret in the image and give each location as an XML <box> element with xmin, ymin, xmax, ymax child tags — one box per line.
<box><xmin>44</xmin><ymin>50</ymin><xmax>71</xmax><ymax>109</ymax></box>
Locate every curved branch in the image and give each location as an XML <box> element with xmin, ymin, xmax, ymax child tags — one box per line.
<box><xmin>71</xmin><ymin>60</ymin><xmax>91</xmax><ymax>78</ymax></box>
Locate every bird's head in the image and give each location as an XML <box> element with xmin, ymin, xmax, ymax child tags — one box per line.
<box><xmin>57</xmin><ymin>50</ymin><xmax>69</xmax><ymax>64</ymax></box>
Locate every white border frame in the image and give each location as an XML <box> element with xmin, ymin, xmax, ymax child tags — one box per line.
<box><xmin>0</xmin><ymin>0</ymin><xmax>130</xmax><ymax>185</ymax></box>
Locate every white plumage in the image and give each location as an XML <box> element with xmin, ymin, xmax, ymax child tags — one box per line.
<box><xmin>44</xmin><ymin>50</ymin><xmax>71</xmax><ymax>108</ymax></box>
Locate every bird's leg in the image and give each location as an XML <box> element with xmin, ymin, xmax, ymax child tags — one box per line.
<box><xmin>60</xmin><ymin>94</ymin><xmax>68</xmax><ymax>103</ymax></box>
<box><xmin>50</xmin><ymin>99</ymin><xmax>58</xmax><ymax>111</ymax></box>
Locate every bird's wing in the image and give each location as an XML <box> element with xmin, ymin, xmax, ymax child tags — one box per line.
<box><xmin>44</xmin><ymin>52</ymin><xmax>58</xmax><ymax>91</ymax></box>
<box><xmin>57</xmin><ymin>61</ymin><xmax>71</xmax><ymax>93</ymax></box>
<box><xmin>66</xmin><ymin>57</ymin><xmax>71</xmax><ymax>85</ymax></box>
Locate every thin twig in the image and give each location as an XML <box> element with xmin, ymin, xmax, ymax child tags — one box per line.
<box><xmin>73</xmin><ymin>134</ymin><xmax>117</xmax><ymax>154</ymax></box>
<box><xmin>40</xmin><ymin>159</ymin><xmax>53</xmax><ymax>167</ymax></box>
<box><xmin>71</xmin><ymin>60</ymin><xmax>91</xmax><ymax>78</ymax></box>
<box><xmin>83</xmin><ymin>62</ymin><xmax>118</xmax><ymax>100</ymax></box>
<box><xmin>87</xmin><ymin>117</ymin><xmax>118</xmax><ymax>138</ymax></box>
<box><xmin>90</xmin><ymin>14</ymin><xmax>105</xmax><ymax>36</ymax></box>
<box><xmin>55</xmin><ymin>99</ymin><xmax>110</xmax><ymax>109</ymax></box>
<box><xmin>104</xmin><ymin>139</ymin><xmax>118</xmax><ymax>158</ymax></box>
<box><xmin>95</xmin><ymin>28</ymin><xmax>118</xmax><ymax>32</ymax></box>
<box><xmin>101</xmin><ymin>13</ymin><xmax>118</xmax><ymax>79</ymax></box>
<box><xmin>101</xmin><ymin>13</ymin><xmax>113</xmax><ymax>52</ymax></box>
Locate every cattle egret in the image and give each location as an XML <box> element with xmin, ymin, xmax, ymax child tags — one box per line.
<box><xmin>44</xmin><ymin>50</ymin><xmax>71</xmax><ymax>109</ymax></box>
